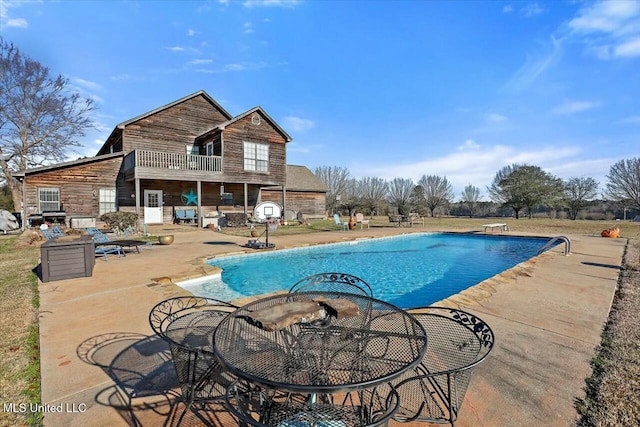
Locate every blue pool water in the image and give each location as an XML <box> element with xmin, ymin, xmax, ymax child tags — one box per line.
<box><xmin>181</xmin><ymin>233</ymin><xmax>547</xmax><ymax>308</ymax></box>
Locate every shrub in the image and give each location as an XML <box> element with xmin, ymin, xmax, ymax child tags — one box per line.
<box><xmin>99</xmin><ymin>212</ymin><xmax>138</xmax><ymax>232</ymax></box>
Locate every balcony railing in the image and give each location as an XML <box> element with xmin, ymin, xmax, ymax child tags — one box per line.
<box><xmin>123</xmin><ymin>150</ymin><xmax>222</xmax><ymax>172</ymax></box>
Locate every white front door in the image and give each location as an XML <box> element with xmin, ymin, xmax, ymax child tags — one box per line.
<box><xmin>144</xmin><ymin>190</ymin><xmax>163</xmax><ymax>224</ymax></box>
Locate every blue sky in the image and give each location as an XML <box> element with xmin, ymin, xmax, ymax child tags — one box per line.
<box><xmin>2</xmin><ymin>0</ymin><xmax>639</xmax><ymax>198</ymax></box>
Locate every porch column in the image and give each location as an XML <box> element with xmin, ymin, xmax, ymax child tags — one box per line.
<box><xmin>135</xmin><ymin>178</ymin><xmax>141</xmax><ymax>229</ymax></box>
<box><xmin>243</xmin><ymin>182</ymin><xmax>248</xmax><ymax>215</ymax></box>
<box><xmin>282</xmin><ymin>185</ymin><xmax>286</xmax><ymax>219</ymax></box>
<box><xmin>21</xmin><ymin>177</ymin><xmax>26</xmax><ymax>231</ymax></box>
<box><xmin>197</xmin><ymin>180</ymin><xmax>202</xmax><ymax>228</ymax></box>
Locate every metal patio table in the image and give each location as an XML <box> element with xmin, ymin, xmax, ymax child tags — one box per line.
<box><xmin>214</xmin><ymin>291</ymin><xmax>428</xmax><ymax>426</ymax></box>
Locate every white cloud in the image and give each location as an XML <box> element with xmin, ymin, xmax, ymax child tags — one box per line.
<box><xmin>614</xmin><ymin>36</ymin><xmax>640</xmax><ymax>57</ymax></box>
<box><xmin>568</xmin><ymin>0</ymin><xmax>640</xmax><ymax>60</ymax></box>
<box><xmin>282</xmin><ymin>116</ymin><xmax>315</xmax><ymax>132</ymax></box>
<box><xmin>357</xmin><ymin>143</ymin><xmax>585</xmax><ymax>195</ymax></box>
<box><xmin>503</xmin><ymin>5</ymin><xmax>514</xmax><ymax>14</ymax></box>
<box><xmin>244</xmin><ymin>22</ymin><xmax>254</xmax><ymax>34</ymax></box>
<box><xmin>187</xmin><ymin>29</ymin><xmax>197</xmax><ymax>36</ymax></box>
<box><xmin>619</xmin><ymin>115</ymin><xmax>640</xmax><ymax>124</ymax></box>
<box><xmin>189</xmin><ymin>58</ymin><xmax>213</xmax><ymax>65</ymax></box>
<box><xmin>486</xmin><ymin>113</ymin><xmax>507</xmax><ymax>123</ymax></box>
<box><xmin>243</xmin><ymin>0</ymin><xmax>302</xmax><ymax>8</ymax></box>
<box><xmin>165</xmin><ymin>46</ymin><xmax>185</xmax><ymax>52</ymax></box>
<box><xmin>457</xmin><ymin>139</ymin><xmax>480</xmax><ymax>150</ymax></box>
<box><xmin>6</xmin><ymin>17</ymin><xmax>27</xmax><ymax>28</ymax></box>
<box><xmin>287</xmin><ymin>142</ymin><xmax>324</xmax><ymax>153</ymax></box>
<box><xmin>520</xmin><ymin>3</ymin><xmax>543</xmax><ymax>18</ymax></box>
<box><xmin>505</xmin><ymin>36</ymin><xmax>562</xmax><ymax>91</ymax></box>
<box><xmin>552</xmin><ymin>100</ymin><xmax>598</xmax><ymax>115</ymax></box>
<box><xmin>73</xmin><ymin>77</ymin><xmax>103</xmax><ymax>91</ymax></box>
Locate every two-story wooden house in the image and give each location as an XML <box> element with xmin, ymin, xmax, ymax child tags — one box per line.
<box><xmin>14</xmin><ymin>91</ymin><xmax>327</xmax><ymax>228</ymax></box>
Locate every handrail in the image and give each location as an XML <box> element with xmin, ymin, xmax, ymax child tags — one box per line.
<box><xmin>537</xmin><ymin>235</ymin><xmax>571</xmax><ymax>256</ymax></box>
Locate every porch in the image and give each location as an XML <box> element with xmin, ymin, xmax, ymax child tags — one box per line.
<box><xmin>123</xmin><ymin>150</ymin><xmax>222</xmax><ymax>181</ymax></box>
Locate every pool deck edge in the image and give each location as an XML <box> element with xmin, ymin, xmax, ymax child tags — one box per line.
<box><xmin>36</xmin><ymin>228</ymin><xmax>626</xmax><ymax>427</ymax></box>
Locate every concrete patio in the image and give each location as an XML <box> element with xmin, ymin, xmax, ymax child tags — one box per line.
<box><xmin>36</xmin><ymin>225</ymin><xmax>626</xmax><ymax>426</ymax></box>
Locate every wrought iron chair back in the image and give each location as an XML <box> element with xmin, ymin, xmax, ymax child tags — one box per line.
<box><xmin>393</xmin><ymin>307</ymin><xmax>494</xmax><ymax>426</ymax></box>
<box><xmin>289</xmin><ymin>272</ymin><xmax>374</xmax><ymax>297</ymax></box>
<box><xmin>148</xmin><ymin>296</ymin><xmax>237</xmax><ymax>425</ymax></box>
<box><xmin>226</xmin><ymin>380</ymin><xmax>399</xmax><ymax>427</ymax></box>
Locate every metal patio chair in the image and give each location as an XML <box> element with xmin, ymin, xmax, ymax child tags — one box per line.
<box><xmin>289</xmin><ymin>272</ymin><xmax>374</xmax><ymax>297</ymax></box>
<box><xmin>149</xmin><ymin>296</ymin><xmax>238</xmax><ymax>426</ymax></box>
<box><xmin>392</xmin><ymin>307</ymin><xmax>495</xmax><ymax>426</ymax></box>
<box><xmin>226</xmin><ymin>380</ymin><xmax>399</xmax><ymax>427</ymax></box>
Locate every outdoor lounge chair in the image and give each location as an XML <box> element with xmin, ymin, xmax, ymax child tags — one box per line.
<box><xmin>184</xmin><ymin>209</ymin><xmax>196</xmax><ymax>223</ymax></box>
<box><xmin>86</xmin><ymin>227</ymin><xmax>151</xmax><ymax>254</ymax></box>
<box><xmin>149</xmin><ymin>297</ymin><xmax>238</xmax><ymax>426</ymax></box>
<box><xmin>174</xmin><ymin>209</ymin><xmax>187</xmax><ymax>224</ymax></box>
<box><xmin>355</xmin><ymin>213</ymin><xmax>370</xmax><ymax>229</ymax></box>
<box><xmin>42</xmin><ymin>226</ymin><xmax>123</xmax><ymax>261</ymax></box>
<box><xmin>333</xmin><ymin>214</ymin><xmax>348</xmax><ymax>231</ymax></box>
<box><xmin>40</xmin><ymin>226</ymin><xmax>65</xmax><ymax>240</ymax></box>
<box><xmin>392</xmin><ymin>306</ymin><xmax>495</xmax><ymax>426</ymax></box>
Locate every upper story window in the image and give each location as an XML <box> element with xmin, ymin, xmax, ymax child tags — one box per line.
<box><xmin>38</xmin><ymin>188</ymin><xmax>60</xmax><ymax>212</ymax></box>
<box><xmin>243</xmin><ymin>141</ymin><xmax>269</xmax><ymax>172</ymax></box>
<box><xmin>206</xmin><ymin>139</ymin><xmax>222</xmax><ymax>156</ymax></box>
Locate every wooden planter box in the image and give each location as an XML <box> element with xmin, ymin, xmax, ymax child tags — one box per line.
<box><xmin>40</xmin><ymin>235</ymin><xmax>95</xmax><ymax>282</ymax></box>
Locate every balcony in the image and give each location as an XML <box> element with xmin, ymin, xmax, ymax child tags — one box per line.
<box><xmin>123</xmin><ymin>150</ymin><xmax>222</xmax><ymax>181</ymax></box>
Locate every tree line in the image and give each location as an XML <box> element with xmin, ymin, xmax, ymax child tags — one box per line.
<box><xmin>315</xmin><ymin>158</ymin><xmax>640</xmax><ymax>220</ymax></box>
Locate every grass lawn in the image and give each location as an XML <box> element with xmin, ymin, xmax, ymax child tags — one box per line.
<box><xmin>1</xmin><ymin>217</ymin><xmax>639</xmax><ymax>427</ymax></box>
<box><xmin>0</xmin><ymin>234</ymin><xmax>41</xmax><ymax>427</ymax></box>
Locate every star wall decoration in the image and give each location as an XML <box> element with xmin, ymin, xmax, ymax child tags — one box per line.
<box><xmin>181</xmin><ymin>188</ymin><xmax>198</xmax><ymax>205</ymax></box>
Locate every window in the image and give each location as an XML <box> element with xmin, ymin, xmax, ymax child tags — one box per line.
<box><xmin>99</xmin><ymin>188</ymin><xmax>117</xmax><ymax>215</ymax></box>
<box><xmin>221</xmin><ymin>192</ymin><xmax>234</xmax><ymax>206</ymax></box>
<box><xmin>243</xmin><ymin>142</ymin><xmax>269</xmax><ymax>172</ymax></box>
<box><xmin>206</xmin><ymin>140</ymin><xmax>222</xmax><ymax>156</ymax></box>
<box><xmin>186</xmin><ymin>144</ymin><xmax>199</xmax><ymax>155</ymax></box>
<box><xmin>38</xmin><ymin>188</ymin><xmax>60</xmax><ymax>212</ymax></box>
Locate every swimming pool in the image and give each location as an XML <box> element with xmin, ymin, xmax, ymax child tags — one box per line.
<box><xmin>180</xmin><ymin>233</ymin><xmax>548</xmax><ymax>308</ymax></box>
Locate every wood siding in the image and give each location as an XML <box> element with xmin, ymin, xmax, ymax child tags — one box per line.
<box><xmin>122</xmin><ymin>95</ymin><xmax>229</xmax><ymax>154</ymax></box>
<box><xmin>261</xmin><ymin>190</ymin><xmax>326</xmax><ymax>218</ymax></box>
<box><xmin>221</xmin><ymin>113</ymin><xmax>287</xmax><ymax>186</ymax></box>
<box><xmin>24</xmin><ymin>158</ymin><xmax>123</xmax><ymax>219</ymax></box>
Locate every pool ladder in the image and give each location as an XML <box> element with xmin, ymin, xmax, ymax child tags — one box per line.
<box><xmin>537</xmin><ymin>235</ymin><xmax>571</xmax><ymax>256</ymax></box>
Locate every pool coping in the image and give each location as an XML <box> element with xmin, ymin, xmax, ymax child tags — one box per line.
<box><xmin>35</xmin><ymin>228</ymin><xmax>626</xmax><ymax>426</ymax></box>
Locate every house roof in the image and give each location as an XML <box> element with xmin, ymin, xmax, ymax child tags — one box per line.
<box><xmin>97</xmin><ymin>90</ymin><xmax>233</xmax><ymax>155</ymax></box>
<box><xmin>264</xmin><ymin>165</ymin><xmax>327</xmax><ymax>192</ymax></box>
<box><xmin>116</xmin><ymin>90</ymin><xmax>233</xmax><ymax>128</ymax></box>
<box><xmin>13</xmin><ymin>152</ymin><xmax>124</xmax><ymax>177</ymax></box>
<box><xmin>197</xmin><ymin>106</ymin><xmax>292</xmax><ymax>142</ymax></box>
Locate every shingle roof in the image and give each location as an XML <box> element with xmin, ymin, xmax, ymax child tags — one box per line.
<box><xmin>13</xmin><ymin>152</ymin><xmax>124</xmax><ymax>177</ymax></box>
<box><xmin>282</xmin><ymin>165</ymin><xmax>328</xmax><ymax>192</ymax></box>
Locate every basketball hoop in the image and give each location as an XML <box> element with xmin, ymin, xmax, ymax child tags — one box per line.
<box><xmin>267</xmin><ymin>218</ymin><xmax>279</xmax><ymax>232</ymax></box>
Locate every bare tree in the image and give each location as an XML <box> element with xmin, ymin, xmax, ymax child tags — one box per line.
<box><xmin>387</xmin><ymin>178</ymin><xmax>414</xmax><ymax>215</ymax></box>
<box><xmin>0</xmin><ymin>38</ymin><xmax>96</xmax><ymax>210</ymax></box>
<box><xmin>314</xmin><ymin>166</ymin><xmax>352</xmax><ymax>215</ymax></box>
<box><xmin>357</xmin><ymin>177</ymin><xmax>388</xmax><ymax>216</ymax></box>
<box><xmin>418</xmin><ymin>175</ymin><xmax>454</xmax><ymax>217</ymax></box>
<box><xmin>461</xmin><ymin>184</ymin><xmax>481</xmax><ymax>217</ymax></box>
<box><xmin>563</xmin><ymin>177</ymin><xmax>599</xmax><ymax>220</ymax></box>
<box><xmin>606</xmin><ymin>158</ymin><xmax>640</xmax><ymax>210</ymax></box>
